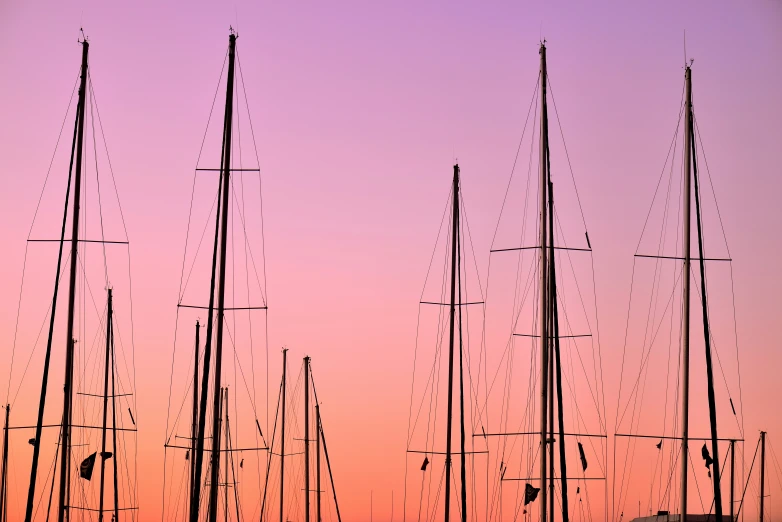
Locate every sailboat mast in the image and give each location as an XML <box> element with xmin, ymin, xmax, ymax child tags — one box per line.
<box><xmin>679</xmin><ymin>65</ymin><xmax>693</xmax><ymax>522</ymax></box>
<box><xmin>548</xmin><ymin>181</ymin><xmax>570</xmax><ymax>522</ymax></box>
<box><xmin>316</xmin><ymin>404</ymin><xmax>322</xmax><ymax>522</ymax></box>
<box><xmin>98</xmin><ymin>289</ymin><xmax>114</xmax><ymax>521</ymax></box>
<box><xmin>224</xmin><ymin>389</ymin><xmax>229</xmax><ymax>521</ymax></box>
<box><xmin>443</xmin><ymin>163</ymin><xmax>460</xmax><ymax>522</ymax></box>
<box><xmin>208</xmin><ymin>30</ymin><xmax>237</xmax><ymax>522</ymax></box>
<box><xmin>191</xmin><ymin>320</ymin><xmax>200</xmax><ymax>517</ymax></box>
<box><xmin>538</xmin><ymin>42</ymin><xmax>550</xmax><ymax>522</ymax></box>
<box><xmin>456</xmin><ymin>180</ymin><xmax>467</xmax><ymax>522</ymax></box>
<box><xmin>57</xmin><ymin>37</ymin><xmax>90</xmax><ymax>522</ymax></box>
<box><xmin>280</xmin><ymin>348</ymin><xmax>288</xmax><ymax>522</ymax></box>
<box><xmin>549</xmin><ymin>311</ymin><xmax>555</xmax><ymax>522</ymax></box>
<box><xmin>760</xmin><ymin>431</ymin><xmax>766</xmax><ymax>522</ymax></box>
<box><xmin>110</xmin><ymin>316</ymin><xmax>119</xmax><ymax>522</ymax></box>
<box><xmin>0</xmin><ymin>405</ymin><xmax>8</xmax><ymax>522</ymax></box>
<box><xmin>319</xmin><ymin>414</ymin><xmax>343</xmax><ymax>522</ymax></box>
<box><xmin>24</xmin><ymin>38</ymin><xmax>88</xmax><ymax>522</ymax></box>
<box><xmin>730</xmin><ymin>439</ymin><xmax>736</xmax><ymax>521</ymax></box>
<box><xmin>688</xmin><ymin>69</ymin><xmax>724</xmax><ymax>519</ymax></box>
<box><xmin>305</xmin><ymin>357</ymin><xmax>311</xmax><ymax>522</ymax></box>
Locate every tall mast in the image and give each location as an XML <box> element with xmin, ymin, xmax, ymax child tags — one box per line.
<box><xmin>319</xmin><ymin>412</ymin><xmax>343</xmax><ymax>522</ymax></box>
<box><xmin>0</xmin><ymin>405</ymin><xmax>8</xmax><ymax>522</ymax></box>
<box><xmin>98</xmin><ymin>289</ymin><xmax>114</xmax><ymax>521</ymax></box>
<box><xmin>316</xmin><ymin>404</ymin><xmax>322</xmax><ymax>522</ymax></box>
<box><xmin>759</xmin><ymin>431</ymin><xmax>766</xmax><ymax>522</ymax></box>
<box><xmin>110</xmin><ymin>314</ymin><xmax>119</xmax><ymax>522</ymax></box>
<box><xmin>191</xmin><ymin>320</ymin><xmax>200</xmax><ymax>519</ymax></box>
<box><xmin>548</xmin><ymin>310</ymin><xmax>555</xmax><ymax>522</ymax></box>
<box><xmin>190</xmin><ymin>31</ymin><xmax>237</xmax><ymax>522</ymax></box>
<box><xmin>730</xmin><ymin>439</ymin><xmax>736</xmax><ymax>521</ymax></box>
<box><xmin>689</xmin><ymin>68</ymin><xmax>723</xmax><ymax>520</ymax></box>
<box><xmin>443</xmin><ymin>163</ymin><xmax>460</xmax><ymax>522</ymax></box>
<box><xmin>679</xmin><ymin>64</ymin><xmax>693</xmax><ymax>522</ymax></box>
<box><xmin>57</xmin><ymin>37</ymin><xmax>90</xmax><ymax>522</ymax></box>
<box><xmin>208</xmin><ymin>29</ymin><xmax>237</xmax><ymax>522</ymax></box>
<box><xmin>224</xmin><ymin>389</ymin><xmax>229</xmax><ymax>521</ymax></box>
<box><xmin>305</xmin><ymin>357</ymin><xmax>311</xmax><ymax>522</ymax></box>
<box><xmin>457</xmin><ymin>191</ymin><xmax>467</xmax><ymax>522</ymax></box>
<box><xmin>548</xmin><ymin>181</ymin><xmax>570</xmax><ymax>522</ymax></box>
<box><xmin>538</xmin><ymin>41</ymin><xmax>550</xmax><ymax>522</ymax></box>
<box><xmin>24</xmin><ymin>38</ymin><xmax>88</xmax><ymax>522</ymax></box>
<box><xmin>226</xmin><ymin>389</ymin><xmax>242</xmax><ymax>522</ymax></box>
<box><xmin>280</xmin><ymin>348</ymin><xmax>288</xmax><ymax>522</ymax></box>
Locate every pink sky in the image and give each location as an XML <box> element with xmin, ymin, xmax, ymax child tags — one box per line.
<box><xmin>0</xmin><ymin>1</ymin><xmax>780</xmax><ymax>520</ymax></box>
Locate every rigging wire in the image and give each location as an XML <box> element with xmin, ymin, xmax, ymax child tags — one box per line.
<box><xmin>5</xmin><ymin>68</ymin><xmax>81</xmax><ymax>405</ymax></box>
<box><xmin>162</xmin><ymin>47</ymin><xmax>228</xmax><ymax>521</ymax></box>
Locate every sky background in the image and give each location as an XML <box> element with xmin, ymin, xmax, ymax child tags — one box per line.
<box><xmin>0</xmin><ymin>1</ymin><xmax>780</xmax><ymax>521</ymax></box>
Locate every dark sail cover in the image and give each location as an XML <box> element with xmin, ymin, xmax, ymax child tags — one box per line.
<box><xmin>524</xmin><ymin>483</ymin><xmax>541</xmax><ymax>505</ymax></box>
<box><xmin>578</xmin><ymin>442</ymin><xmax>588</xmax><ymax>471</ymax></box>
<box><xmin>80</xmin><ymin>452</ymin><xmax>97</xmax><ymax>480</ymax></box>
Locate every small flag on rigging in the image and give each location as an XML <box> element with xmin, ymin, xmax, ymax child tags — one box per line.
<box><xmin>701</xmin><ymin>443</ymin><xmax>714</xmax><ymax>468</ymax></box>
<box><xmin>578</xmin><ymin>442</ymin><xmax>588</xmax><ymax>471</ymax></box>
<box><xmin>524</xmin><ymin>483</ymin><xmax>541</xmax><ymax>505</ymax></box>
<box><xmin>80</xmin><ymin>452</ymin><xmax>97</xmax><ymax>480</ymax></box>
<box><xmin>421</xmin><ymin>457</ymin><xmax>429</xmax><ymax>471</ymax></box>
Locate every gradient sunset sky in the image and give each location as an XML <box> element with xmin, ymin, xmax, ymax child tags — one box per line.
<box><xmin>0</xmin><ymin>1</ymin><xmax>780</xmax><ymax>521</ymax></box>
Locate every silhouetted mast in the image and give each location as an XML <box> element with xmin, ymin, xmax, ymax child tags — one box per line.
<box><xmin>318</xmin><ymin>409</ymin><xmax>342</xmax><ymax>522</ymax></box>
<box><xmin>316</xmin><ymin>404</ymin><xmax>322</xmax><ymax>522</ymax></box>
<box><xmin>678</xmin><ymin>64</ymin><xmax>694</xmax><ymax>522</ymax></box>
<box><xmin>22</xmin><ymin>37</ymin><xmax>89</xmax><ymax>522</ymax></box>
<box><xmin>280</xmin><ymin>348</ymin><xmax>288</xmax><ymax>522</ymax></box>
<box><xmin>305</xmin><ymin>357</ymin><xmax>311</xmax><ymax>522</ymax></box>
<box><xmin>547</xmin><ymin>180</ymin><xmax>570</xmax><ymax>522</ymax></box>
<box><xmin>538</xmin><ymin>42</ymin><xmax>550</xmax><ymax>522</ymax></box>
<box><xmin>759</xmin><ymin>431</ymin><xmax>766</xmax><ymax>522</ymax></box>
<box><xmin>443</xmin><ymin>163</ymin><xmax>462</xmax><ymax>522</ymax></box>
<box><xmin>688</xmin><ymin>63</ymin><xmax>723</xmax><ymax>521</ymax></box>
<box><xmin>56</xmin><ymin>36</ymin><xmax>91</xmax><ymax>522</ymax></box>
<box><xmin>207</xmin><ymin>29</ymin><xmax>237</xmax><ymax>522</ymax></box>
<box><xmin>189</xmin><ymin>30</ymin><xmax>237</xmax><ymax>522</ymax></box>
<box><xmin>679</xmin><ymin>64</ymin><xmax>724</xmax><ymax>521</ymax></box>
<box><xmin>0</xmin><ymin>405</ymin><xmax>8</xmax><ymax>522</ymax></box>
<box><xmin>223</xmin><ymin>389</ymin><xmax>229</xmax><ymax>521</ymax></box>
<box><xmin>729</xmin><ymin>439</ymin><xmax>736</xmax><ymax>522</ymax></box>
<box><xmin>191</xmin><ymin>320</ymin><xmax>200</xmax><ymax>519</ymax></box>
<box><xmin>98</xmin><ymin>290</ymin><xmax>114</xmax><ymax>521</ymax></box>
<box><xmin>110</xmin><ymin>316</ymin><xmax>119</xmax><ymax>522</ymax></box>
<box><xmin>457</xmin><ymin>175</ymin><xmax>467</xmax><ymax>522</ymax></box>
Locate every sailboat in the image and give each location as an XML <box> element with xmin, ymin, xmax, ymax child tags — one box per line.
<box><xmin>481</xmin><ymin>42</ymin><xmax>608</xmax><ymax>522</ymax></box>
<box><xmin>403</xmin><ymin>162</ymin><xmax>491</xmax><ymax>522</ymax></box>
<box><xmin>160</xmin><ymin>28</ymin><xmax>272</xmax><ymax>522</ymax></box>
<box><xmin>259</xmin><ymin>353</ymin><xmax>344</xmax><ymax>522</ymax></box>
<box><xmin>161</xmin><ymin>29</ymin><xmax>344</xmax><ymax>522</ymax></box>
<box><xmin>0</xmin><ymin>33</ymin><xmax>139</xmax><ymax>522</ymax></box>
<box><xmin>613</xmin><ymin>62</ymin><xmax>744</xmax><ymax>522</ymax></box>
